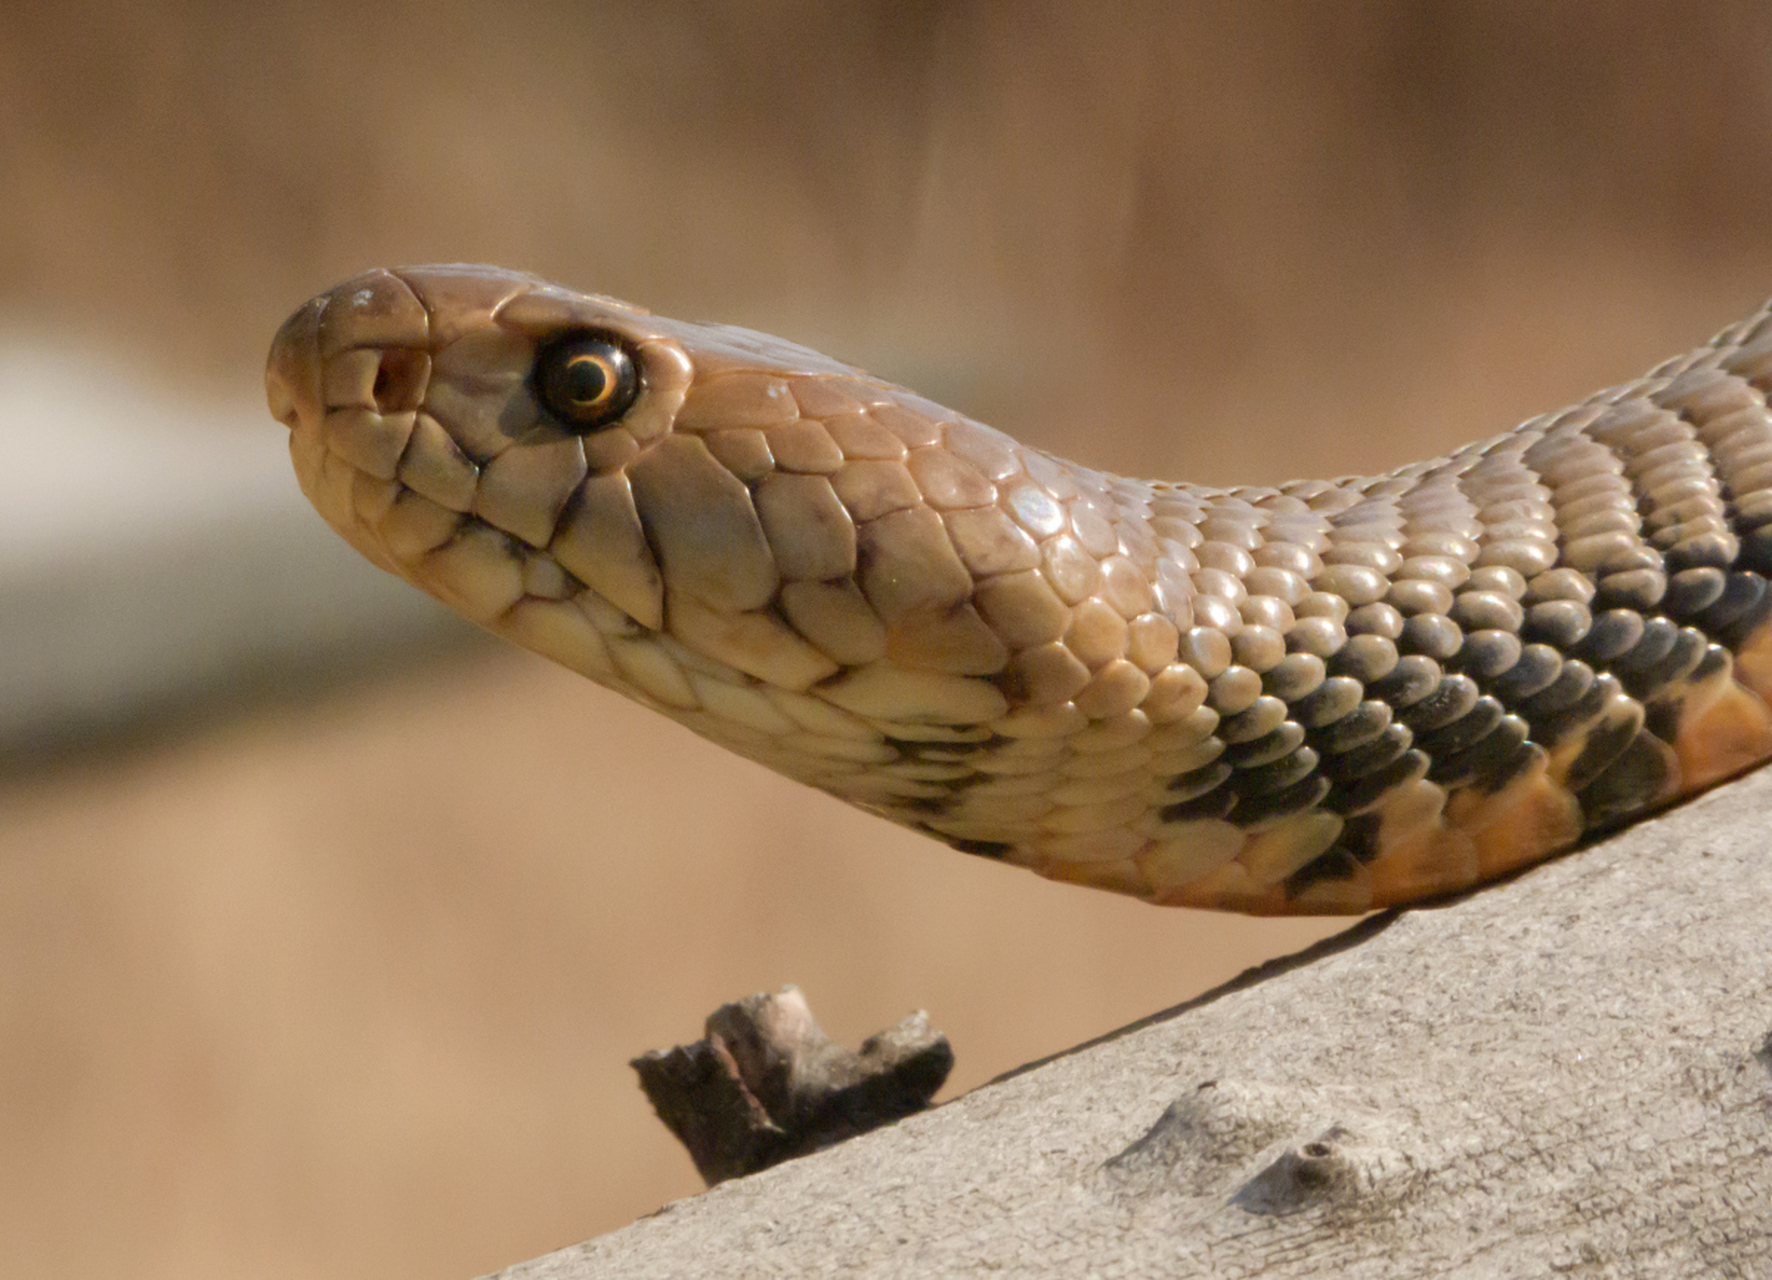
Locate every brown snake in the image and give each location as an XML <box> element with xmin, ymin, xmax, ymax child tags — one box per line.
<box><xmin>266</xmin><ymin>266</ymin><xmax>1772</xmax><ymax>914</ymax></box>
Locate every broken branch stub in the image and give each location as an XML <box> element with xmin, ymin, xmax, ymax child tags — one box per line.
<box><xmin>631</xmin><ymin>985</ymin><xmax>953</xmax><ymax>1185</ymax></box>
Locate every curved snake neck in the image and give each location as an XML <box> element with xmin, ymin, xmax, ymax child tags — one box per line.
<box><xmin>266</xmin><ymin>266</ymin><xmax>1772</xmax><ymax>915</ymax></box>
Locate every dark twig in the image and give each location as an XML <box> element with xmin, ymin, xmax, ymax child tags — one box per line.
<box><xmin>632</xmin><ymin>986</ymin><xmax>953</xmax><ymax>1185</ymax></box>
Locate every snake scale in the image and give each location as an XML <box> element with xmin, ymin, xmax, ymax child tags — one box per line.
<box><xmin>266</xmin><ymin>266</ymin><xmax>1772</xmax><ymax>914</ymax></box>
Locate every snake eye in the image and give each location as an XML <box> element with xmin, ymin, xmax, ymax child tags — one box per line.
<box><xmin>534</xmin><ymin>332</ymin><xmax>640</xmax><ymax>431</ymax></box>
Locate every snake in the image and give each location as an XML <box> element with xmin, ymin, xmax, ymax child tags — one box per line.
<box><xmin>265</xmin><ymin>266</ymin><xmax>1772</xmax><ymax>915</ymax></box>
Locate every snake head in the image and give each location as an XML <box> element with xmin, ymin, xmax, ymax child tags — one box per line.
<box><xmin>265</xmin><ymin>266</ymin><xmax>1071</xmax><ymax>798</ymax></box>
<box><xmin>265</xmin><ymin>265</ymin><xmax>690</xmax><ymax>589</ymax></box>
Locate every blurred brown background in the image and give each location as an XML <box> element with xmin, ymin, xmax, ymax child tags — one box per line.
<box><xmin>4</xmin><ymin>3</ymin><xmax>1772</xmax><ymax>1277</ymax></box>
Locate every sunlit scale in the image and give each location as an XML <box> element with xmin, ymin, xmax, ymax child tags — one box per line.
<box><xmin>266</xmin><ymin>265</ymin><xmax>1772</xmax><ymax>915</ymax></box>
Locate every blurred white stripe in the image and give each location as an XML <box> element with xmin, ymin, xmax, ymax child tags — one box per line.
<box><xmin>0</xmin><ymin>342</ymin><xmax>475</xmax><ymax>750</ymax></box>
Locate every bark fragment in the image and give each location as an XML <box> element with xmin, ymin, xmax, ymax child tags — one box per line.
<box><xmin>631</xmin><ymin>985</ymin><xmax>953</xmax><ymax>1185</ymax></box>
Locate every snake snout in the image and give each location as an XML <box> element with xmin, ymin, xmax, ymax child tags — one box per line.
<box><xmin>265</xmin><ymin>295</ymin><xmax>324</xmax><ymax>431</ymax></box>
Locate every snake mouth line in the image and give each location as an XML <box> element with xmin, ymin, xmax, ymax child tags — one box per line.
<box><xmin>303</xmin><ymin>424</ymin><xmax>660</xmax><ymax>638</ymax></box>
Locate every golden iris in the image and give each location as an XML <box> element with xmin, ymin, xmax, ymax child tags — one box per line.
<box><xmin>535</xmin><ymin>332</ymin><xmax>639</xmax><ymax>430</ymax></box>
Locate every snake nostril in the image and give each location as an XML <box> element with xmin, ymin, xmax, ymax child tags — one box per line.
<box><xmin>372</xmin><ymin>348</ymin><xmax>431</xmax><ymax>414</ymax></box>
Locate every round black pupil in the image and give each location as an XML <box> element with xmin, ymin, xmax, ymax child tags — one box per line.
<box><xmin>563</xmin><ymin>352</ymin><xmax>612</xmax><ymax>405</ymax></box>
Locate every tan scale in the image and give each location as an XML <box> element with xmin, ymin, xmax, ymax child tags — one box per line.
<box><xmin>267</xmin><ymin>266</ymin><xmax>1772</xmax><ymax>915</ymax></box>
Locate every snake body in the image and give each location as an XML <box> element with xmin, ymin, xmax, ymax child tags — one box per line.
<box><xmin>266</xmin><ymin>266</ymin><xmax>1772</xmax><ymax>914</ymax></box>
